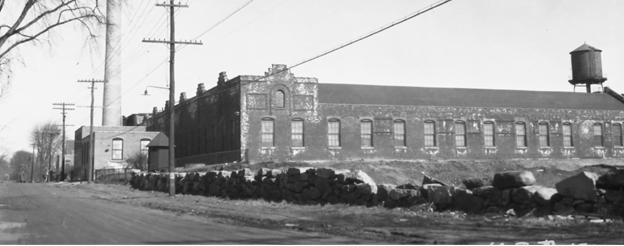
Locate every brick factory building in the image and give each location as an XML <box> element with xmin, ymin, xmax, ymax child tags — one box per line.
<box><xmin>146</xmin><ymin>44</ymin><xmax>624</xmax><ymax>168</ymax></box>
<box><xmin>73</xmin><ymin>123</ymin><xmax>159</xmax><ymax>180</ymax></box>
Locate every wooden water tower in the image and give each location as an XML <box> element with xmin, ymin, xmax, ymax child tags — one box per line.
<box><xmin>569</xmin><ymin>43</ymin><xmax>607</xmax><ymax>93</ymax></box>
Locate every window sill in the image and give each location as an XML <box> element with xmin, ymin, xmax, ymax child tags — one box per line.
<box><xmin>594</xmin><ymin>146</ymin><xmax>605</xmax><ymax>149</ymax></box>
<box><xmin>456</xmin><ymin>146</ymin><xmax>467</xmax><ymax>149</ymax></box>
<box><xmin>516</xmin><ymin>147</ymin><xmax>528</xmax><ymax>149</ymax></box>
<box><xmin>395</xmin><ymin>146</ymin><xmax>407</xmax><ymax>150</ymax></box>
<box><xmin>291</xmin><ymin>147</ymin><xmax>305</xmax><ymax>150</ymax></box>
<box><xmin>361</xmin><ymin>147</ymin><xmax>375</xmax><ymax>150</ymax></box>
<box><xmin>485</xmin><ymin>146</ymin><xmax>497</xmax><ymax>149</ymax></box>
<box><xmin>615</xmin><ymin>146</ymin><xmax>624</xmax><ymax>149</ymax></box>
<box><xmin>261</xmin><ymin>147</ymin><xmax>276</xmax><ymax>150</ymax></box>
<box><xmin>563</xmin><ymin>146</ymin><xmax>575</xmax><ymax>149</ymax></box>
<box><xmin>424</xmin><ymin>146</ymin><xmax>438</xmax><ymax>150</ymax></box>
<box><xmin>539</xmin><ymin>147</ymin><xmax>552</xmax><ymax>150</ymax></box>
<box><xmin>328</xmin><ymin>146</ymin><xmax>342</xmax><ymax>150</ymax></box>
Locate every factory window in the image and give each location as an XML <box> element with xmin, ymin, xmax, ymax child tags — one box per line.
<box><xmin>291</xmin><ymin>119</ymin><xmax>304</xmax><ymax>147</ymax></box>
<box><xmin>112</xmin><ymin>138</ymin><xmax>123</xmax><ymax>160</ymax></box>
<box><xmin>563</xmin><ymin>123</ymin><xmax>573</xmax><ymax>147</ymax></box>
<box><xmin>140</xmin><ymin>139</ymin><xmax>150</xmax><ymax>156</ymax></box>
<box><xmin>594</xmin><ymin>123</ymin><xmax>604</xmax><ymax>147</ymax></box>
<box><xmin>276</xmin><ymin>90</ymin><xmax>285</xmax><ymax>108</ymax></box>
<box><xmin>328</xmin><ymin>119</ymin><xmax>341</xmax><ymax>147</ymax></box>
<box><xmin>424</xmin><ymin>120</ymin><xmax>436</xmax><ymax>147</ymax></box>
<box><xmin>484</xmin><ymin>122</ymin><xmax>495</xmax><ymax>147</ymax></box>
<box><xmin>394</xmin><ymin>120</ymin><xmax>406</xmax><ymax>147</ymax></box>
<box><xmin>516</xmin><ymin>122</ymin><xmax>527</xmax><ymax>147</ymax></box>
<box><xmin>261</xmin><ymin>118</ymin><xmax>274</xmax><ymax>147</ymax></box>
<box><xmin>455</xmin><ymin>121</ymin><xmax>467</xmax><ymax>147</ymax></box>
<box><xmin>361</xmin><ymin>120</ymin><xmax>373</xmax><ymax>147</ymax></box>
<box><xmin>538</xmin><ymin>122</ymin><xmax>550</xmax><ymax>147</ymax></box>
<box><xmin>614</xmin><ymin>123</ymin><xmax>623</xmax><ymax>147</ymax></box>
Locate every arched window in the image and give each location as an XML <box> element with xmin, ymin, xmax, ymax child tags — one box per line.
<box><xmin>424</xmin><ymin>120</ymin><xmax>436</xmax><ymax>147</ymax></box>
<box><xmin>112</xmin><ymin>138</ymin><xmax>123</xmax><ymax>160</ymax></box>
<box><xmin>276</xmin><ymin>90</ymin><xmax>285</xmax><ymax>108</ymax></box>
<box><xmin>261</xmin><ymin>118</ymin><xmax>274</xmax><ymax>147</ymax></box>
<box><xmin>360</xmin><ymin>119</ymin><xmax>373</xmax><ymax>147</ymax></box>
<box><xmin>538</xmin><ymin>122</ymin><xmax>550</xmax><ymax>147</ymax></box>
<box><xmin>594</xmin><ymin>123</ymin><xmax>604</xmax><ymax>146</ymax></box>
<box><xmin>516</xmin><ymin>122</ymin><xmax>527</xmax><ymax>147</ymax></box>
<box><xmin>563</xmin><ymin>123</ymin><xmax>573</xmax><ymax>147</ymax></box>
<box><xmin>291</xmin><ymin>119</ymin><xmax>304</xmax><ymax>147</ymax></box>
<box><xmin>455</xmin><ymin>121</ymin><xmax>466</xmax><ymax>147</ymax></box>
<box><xmin>613</xmin><ymin>123</ymin><xmax>623</xmax><ymax>147</ymax></box>
<box><xmin>484</xmin><ymin>122</ymin><xmax>495</xmax><ymax>147</ymax></box>
<box><xmin>140</xmin><ymin>139</ymin><xmax>151</xmax><ymax>156</ymax></box>
<box><xmin>394</xmin><ymin>120</ymin><xmax>406</xmax><ymax>147</ymax></box>
<box><xmin>328</xmin><ymin>119</ymin><xmax>341</xmax><ymax>147</ymax></box>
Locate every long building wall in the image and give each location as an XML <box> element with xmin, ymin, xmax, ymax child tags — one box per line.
<box><xmin>246</xmin><ymin>103</ymin><xmax>624</xmax><ymax>163</ymax></box>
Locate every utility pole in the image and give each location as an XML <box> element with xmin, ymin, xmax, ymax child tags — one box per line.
<box><xmin>31</xmin><ymin>143</ymin><xmax>35</xmax><ymax>183</ymax></box>
<box><xmin>53</xmin><ymin>103</ymin><xmax>75</xmax><ymax>181</ymax></box>
<box><xmin>78</xmin><ymin>79</ymin><xmax>106</xmax><ymax>184</ymax></box>
<box><xmin>143</xmin><ymin>0</ymin><xmax>202</xmax><ymax>196</ymax></box>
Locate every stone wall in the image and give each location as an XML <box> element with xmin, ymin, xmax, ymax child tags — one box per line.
<box><xmin>129</xmin><ymin>167</ymin><xmax>624</xmax><ymax>218</ymax></box>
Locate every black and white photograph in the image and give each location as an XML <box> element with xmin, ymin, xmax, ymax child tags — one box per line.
<box><xmin>1</xmin><ymin>0</ymin><xmax>624</xmax><ymax>244</ymax></box>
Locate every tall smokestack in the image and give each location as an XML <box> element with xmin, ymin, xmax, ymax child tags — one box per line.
<box><xmin>102</xmin><ymin>0</ymin><xmax>122</xmax><ymax>126</ymax></box>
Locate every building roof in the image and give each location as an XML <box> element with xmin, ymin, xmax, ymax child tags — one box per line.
<box><xmin>146</xmin><ymin>132</ymin><xmax>169</xmax><ymax>147</ymax></box>
<box><xmin>318</xmin><ymin>84</ymin><xmax>624</xmax><ymax>110</ymax></box>
<box><xmin>571</xmin><ymin>43</ymin><xmax>602</xmax><ymax>53</ymax></box>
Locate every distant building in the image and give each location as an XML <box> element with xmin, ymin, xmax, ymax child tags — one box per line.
<box><xmin>146</xmin><ymin>44</ymin><xmax>624</xmax><ymax>166</ymax></box>
<box><xmin>73</xmin><ymin>115</ymin><xmax>159</xmax><ymax>180</ymax></box>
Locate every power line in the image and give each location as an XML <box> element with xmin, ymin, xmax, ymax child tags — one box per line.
<box><xmin>288</xmin><ymin>0</ymin><xmax>453</xmax><ymax>71</ymax></box>
<box><xmin>197</xmin><ymin>0</ymin><xmax>454</xmax><ymax>96</ymax></box>
<box><xmin>200</xmin><ymin>0</ymin><xmax>290</xmax><ymax>48</ymax></box>
<box><xmin>85</xmin><ymin>0</ymin><xmax>253</xmax><ymax>120</ymax></box>
<box><xmin>194</xmin><ymin>0</ymin><xmax>253</xmax><ymax>40</ymax></box>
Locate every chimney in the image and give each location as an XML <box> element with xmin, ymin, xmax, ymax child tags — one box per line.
<box><xmin>218</xmin><ymin>72</ymin><xmax>228</xmax><ymax>87</ymax></box>
<box><xmin>197</xmin><ymin>83</ymin><xmax>205</xmax><ymax>96</ymax></box>
<box><xmin>180</xmin><ymin>92</ymin><xmax>187</xmax><ymax>103</ymax></box>
<box><xmin>152</xmin><ymin>107</ymin><xmax>158</xmax><ymax>115</ymax></box>
<box><xmin>165</xmin><ymin>100</ymin><xmax>169</xmax><ymax>109</ymax></box>
<box><xmin>102</xmin><ymin>0</ymin><xmax>122</xmax><ymax>126</ymax></box>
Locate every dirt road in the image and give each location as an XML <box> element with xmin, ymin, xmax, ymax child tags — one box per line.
<box><xmin>0</xmin><ymin>182</ymin><xmax>375</xmax><ymax>244</ymax></box>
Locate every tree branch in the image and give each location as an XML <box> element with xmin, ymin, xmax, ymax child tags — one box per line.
<box><xmin>0</xmin><ymin>14</ymin><xmax>97</xmax><ymax>59</ymax></box>
<box><xmin>0</xmin><ymin>0</ymin><xmax>36</xmax><ymax>48</ymax></box>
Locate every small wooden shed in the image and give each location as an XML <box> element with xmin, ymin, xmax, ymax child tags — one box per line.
<box><xmin>146</xmin><ymin>133</ymin><xmax>171</xmax><ymax>172</ymax></box>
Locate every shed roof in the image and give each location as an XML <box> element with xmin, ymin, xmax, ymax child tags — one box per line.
<box><xmin>318</xmin><ymin>84</ymin><xmax>624</xmax><ymax>110</ymax></box>
<box><xmin>146</xmin><ymin>132</ymin><xmax>169</xmax><ymax>147</ymax></box>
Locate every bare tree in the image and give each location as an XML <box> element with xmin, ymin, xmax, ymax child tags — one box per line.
<box><xmin>0</xmin><ymin>0</ymin><xmax>107</xmax><ymax>97</ymax></box>
<box><xmin>10</xmin><ymin>150</ymin><xmax>32</xmax><ymax>182</ymax></box>
<box><xmin>126</xmin><ymin>151</ymin><xmax>147</xmax><ymax>171</ymax></box>
<box><xmin>31</xmin><ymin>122</ymin><xmax>61</xmax><ymax>182</ymax></box>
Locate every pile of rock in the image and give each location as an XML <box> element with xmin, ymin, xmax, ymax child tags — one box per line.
<box><xmin>452</xmin><ymin>171</ymin><xmax>557</xmax><ymax>216</ymax></box>
<box><xmin>552</xmin><ymin>170</ymin><xmax>624</xmax><ymax>216</ymax></box>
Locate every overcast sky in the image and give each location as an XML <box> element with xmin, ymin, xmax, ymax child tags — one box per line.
<box><xmin>1</xmin><ymin>0</ymin><xmax>623</xmax><ymax>156</ymax></box>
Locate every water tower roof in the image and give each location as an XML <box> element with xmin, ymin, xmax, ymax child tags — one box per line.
<box><xmin>571</xmin><ymin>43</ymin><xmax>602</xmax><ymax>53</ymax></box>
